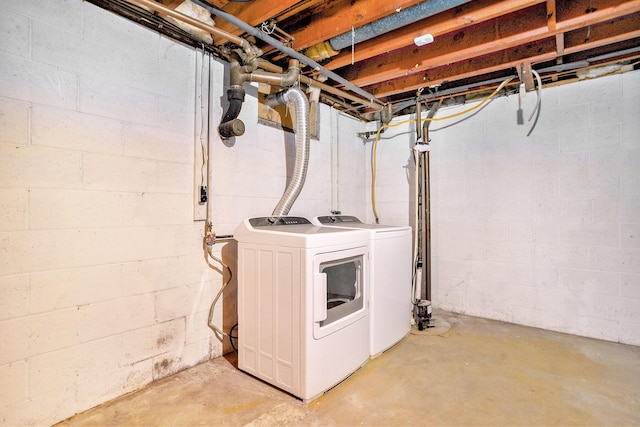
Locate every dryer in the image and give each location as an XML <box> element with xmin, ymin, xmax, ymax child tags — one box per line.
<box><xmin>314</xmin><ymin>215</ymin><xmax>412</xmax><ymax>357</ymax></box>
<box><xmin>234</xmin><ymin>216</ymin><xmax>371</xmax><ymax>401</ymax></box>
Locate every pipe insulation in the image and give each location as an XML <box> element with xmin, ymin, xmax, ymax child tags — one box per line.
<box><xmin>126</xmin><ymin>0</ymin><xmax>249</xmax><ymax>48</ymax></box>
<box><xmin>265</xmin><ymin>87</ymin><xmax>310</xmax><ymax>217</ymax></box>
<box><xmin>328</xmin><ymin>0</ymin><xmax>472</xmax><ymax>51</ymax></box>
<box><xmin>189</xmin><ymin>0</ymin><xmax>383</xmax><ymax>106</ymax></box>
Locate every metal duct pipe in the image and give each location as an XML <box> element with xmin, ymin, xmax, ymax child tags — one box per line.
<box><xmin>265</xmin><ymin>87</ymin><xmax>310</xmax><ymax>217</ymax></box>
<box><xmin>189</xmin><ymin>0</ymin><xmax>383</xmax><ymax>106</ymax></box>
<box><xmin>328</xmin><ymin>0</ymin><xmax>471</xmax><ymax>51</ymax></box>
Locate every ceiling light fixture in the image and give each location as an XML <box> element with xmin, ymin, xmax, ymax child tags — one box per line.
<box><xmin>414</xmin><ymin>34</ymin><xmax>434</xmax><ymax>46</ymax></box>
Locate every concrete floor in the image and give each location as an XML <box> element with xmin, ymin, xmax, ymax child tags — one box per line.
<box><xmin>58</xmin><ymin>311</ymin><xmax>640</xmax><ymax>426</ymax></box>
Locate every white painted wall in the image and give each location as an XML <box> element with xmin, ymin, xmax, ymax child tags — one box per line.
<box><xmin>2</xmin><ymin>0</ymin><xmax>638</xmax><ymax>425</ymax></box>
<box><xmin>0</xmin><ymin>1</ymin><xmax>366</xmax><ymax>425</ymax></box>
<box><xmin>372</xmin><ymin>70</ymin><xmax>640</xmax><ymax>346</ymax></box>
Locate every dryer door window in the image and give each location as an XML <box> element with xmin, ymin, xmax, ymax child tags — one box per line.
<box><xmin>313</xmin><ymin>246</ymin><xmax>368</xmax><ymax>339</ymax></box>
<box><xmin>314</xmin><ymin>254</ymin><xmax>363</xmax><ymax>327</ymax></box>
<box><xmin>320</xmin><ymin>255</ymin><xmax>363</xmax><ymax>328</ymax></box>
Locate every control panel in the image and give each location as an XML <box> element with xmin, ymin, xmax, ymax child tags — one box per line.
<box><xmin>249</xmin><ymin>216</ymin><xmax>312</xmax><ymax>227</ymax></box>
<box><xmin>316</xmin><ymin>215</ymin><xmax>363</xmax><ymax>224</ymax></box>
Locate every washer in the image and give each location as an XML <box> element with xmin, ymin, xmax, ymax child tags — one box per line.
<box><xmin>234</xmin><ymin>216</ymin><xmax>371</xmax><ymax>401</ymax></box>
<box><xmin>314</xmin><ymin>215</ymin><xmax>412</xmax><ymax>357</ymax></box>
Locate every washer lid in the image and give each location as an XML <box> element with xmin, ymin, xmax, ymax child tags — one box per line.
<box><xmin>234</xmin><ymin>217</ymin><xmax>370</xmax><ymax>248</ymax></box>
<box><xmin>313</xmin><ymin>215</ymin><xmax>412</xmax><ymax>233</ymax></box>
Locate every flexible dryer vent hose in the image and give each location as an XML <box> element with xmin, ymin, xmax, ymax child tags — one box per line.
<box><xmin>265</xmin><ymin>87</ymin><xmax>310</xmax><ymax>217</ymax></box>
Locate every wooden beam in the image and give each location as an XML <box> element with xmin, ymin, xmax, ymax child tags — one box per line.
<box><xmin>517</xmin><ymin>61</ymin><xmax>535</xmax><ymax>90</ymax></box>
<box><xmin>368</xmin><ymin>39</ymin><xmax>558</xmax><ymax>99</ymax></box>
<box><xmin>161</xmin><ymin>0</ymin><xmax>186</xmax><ymax>8</ymax></box>
<box><xmin>325</xmin><ymin>0</ymin><xmax>545</xmax><ymax>71</ymax></box>
<box><xmin>340</xmin><ymin>0</ymin><xmax>640</xmax><ymax>88</ymax></box>
<box><xmin>269</xmin><ymin>0</ymin><xmax>326</xmax><ymax>23</ymax></box>
<box><xmin>367</xmin><ymin>20</ymin><xmax>640</xmax><ymax>99</ymax></box>
<box><xmin>193</xmin><ymin>0</ymin><xmax>228</xmax><ymax>8</ymax></box>
<box><xmin>214</xmin><ymin>0</ymin><xmax>301</xmax><ymax>39</ymax></box>
<box><xmin>563</xmin><ymin>13</ymin><xmax>640</xmax><ymax>54</ymax></box>
<box><xmin>556</xmin><ymin>0</ymin><xmax>640</xmax><ymax>30</ymax></box>
<box><xmin>342</xmin><ymin>8</ymin><xmax>548</xmax><ymax>88</ymax></box>
<box><xmin>290</xmin><ymin>0</ymin><xmax>427</xmax><ymax>51</ymax></box>
<box><xmin>556</xmin><ymin>33</ymin><xmax>565</xmax><ymax>55</ymax></box>
<box><xmin>546</xmin><ymin>0</ymin><xmax>556</xmax><ymax>31</ymax></box>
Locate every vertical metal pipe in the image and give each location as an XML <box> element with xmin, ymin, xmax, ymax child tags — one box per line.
<box><xmin>423</xmin><ymin>140</ymin><xmax>431</xmax><ymax>302</ymax></box>
<box><xmin>416</xmin><ymin>99</ymin><xmax>422</xmax><ymax>142</ymax></box>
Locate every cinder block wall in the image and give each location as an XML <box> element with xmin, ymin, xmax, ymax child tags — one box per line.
<box><xmin>0</xmin><ymin>2</ymin><xmax>213</xmax><ymax>424</ymax></box>
<box><xmin>0</xmin><ymin>2</ymin><xmax>366</xmax><ymax>425</ymax></box>
<box><xmin>372</xmin><ymin>70</ymin><xmax>640</xmax><ymax>345</ymax></box>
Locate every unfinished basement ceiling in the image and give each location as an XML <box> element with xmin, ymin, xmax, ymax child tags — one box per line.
<box><xmin>88</xmin><ymin>0</ymin><xmax>640</xmax><ymax>116</ymax></box>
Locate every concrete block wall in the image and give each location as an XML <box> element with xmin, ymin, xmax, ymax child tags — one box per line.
<box><xmin>208</xmin><ymin>83</ymin><xmax>367</xmax><ymax>236</ymax></box>
<box><xmin>364</xmin><ymin>124</ymin><xmax>417</xmax><ymax>226</ymax></box>
<box><xmin>0</xmin><ymin>2</ymin><xmax>212</xmax><ymax>424</ymax></box>
<box><xmin>371</xmin><ymin>70</ymin><xmax>640</xmax><ymax>345</ymax></box>
<box><xmin>0</xmin><ymin>1</ymin><xmax>366</xmax><ymax>425</ymax></box>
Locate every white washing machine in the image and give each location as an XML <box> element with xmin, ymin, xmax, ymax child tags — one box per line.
<box><xmin>314</xmin><ymin>215</ymin><xmax>412</xmax><ymax>357</ymax></box>
<box><xmin>234</xmin><ymin>216</ymin><xmax>371</xmax><ymax>401</ymax></box>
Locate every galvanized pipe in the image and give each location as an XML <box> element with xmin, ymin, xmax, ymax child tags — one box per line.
<box><xmin>256</xmin><ymin>60</ymin><xmax>382</xmax><ymax>111</ymax></box>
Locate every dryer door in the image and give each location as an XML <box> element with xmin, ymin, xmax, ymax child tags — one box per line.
<box><xmin>313</xmin><ymin>246</ymin><xmax>368</xmax><ymax>339</ymax></box>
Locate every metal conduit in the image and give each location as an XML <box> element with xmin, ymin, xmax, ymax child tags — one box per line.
<box><xmin>190</xmin><ymin>0</ymin><xmax>384</xmax><ymax>106</ymax></box>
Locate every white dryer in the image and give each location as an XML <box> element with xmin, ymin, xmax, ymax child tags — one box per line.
<box><xmin>314</xmin><ymin>215</ymin><xmax>412</xmax><ymax>357</ymax></box>
<box><xmin>234</xmin><ymin>216</ymin><xmax>371</xmax><ymax>401</ymax></box>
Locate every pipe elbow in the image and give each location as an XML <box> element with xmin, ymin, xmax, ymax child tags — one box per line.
<box><xmin>380</xmin><ymin>103</ymin><xmax>393</xmax><ymax>124</ymax></box>
<box><xmin>218</xmin><ymin>86</ymin><xmax>246</xmax><ymax>139</ymax></box>
<box><xmin>249</xmin><ymin>59</ymin><xmax>300</xmax><ymax>87</ymax></box>
<box><xmin>229</xmin><ymin>61</ymin><xmax>245</xmax><ymax>86</ymax></box>
<box><xmin>279</xmin><ymin>59</ymin><xmax>300</xmax><ymax>86</ymax></box>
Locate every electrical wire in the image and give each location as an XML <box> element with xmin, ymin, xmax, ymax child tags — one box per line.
<box><xmin>371</xmin><ymin>77</ymin><xmax>513</xmax><ymax>223</ymax></box>
<box><xmin>206</xmin><ymin>245</ymin><xmax>233</xmax><ymax>341</ymax></box>
<box><xmin>198</xmin><ymin>49</ymin><xmax>208</xmax><ymax>188</ymax></box>
<box><xmin>229</xmin><ymin>323</ymin><xmax>238</xmax><ymax>353</ymax></box>
<box><xmin>526</xmin><ymin>69</ymin><xmax>543</xmax><ymax>137</ymax></box>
